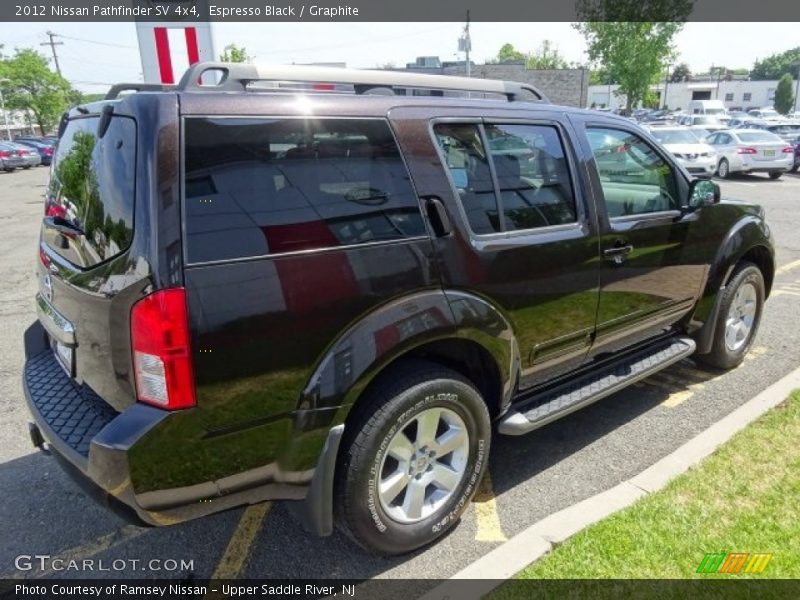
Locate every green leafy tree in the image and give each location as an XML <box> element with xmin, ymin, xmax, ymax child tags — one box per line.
<box><xmin>774</xmin><ymin>73</ymin><xmax>795</xmax><ymax>115</ymax></box>
<box><xmin>496</xmin><ymin>43</ymin><xmax>526</xmax><ymax>63</ymax></box>
<box><xmin>670</xmin><ymin>62</ymin><xmax>692</xmax><ymax>82</ymax></box>
<box><xmin>574</xmin><ymin>0</ymin><xmax>692</xmax><ymax>113</ymax></box>
<box><xmin>751</xmin><ymin>47</ymin><xmax>800</xmax><ymax>81</ymax></box>
<box><xmin>0</xmin><ymin>48</ymin><xmax>74</xmax><ymax>135</ymax></box>
<box><xmin>219</xmin><ymin>44</ymin><xmax>251</xmax><ymax>63</ymax></box>
<box><xmin>589</xmin><ymin>65</ymin><xmax>619</xmax><ymax>85</ymax></box>
<box><xmin>526</xmin><ymin>40</ymin><xmax>570</xmax><ymax>69</ymax></box>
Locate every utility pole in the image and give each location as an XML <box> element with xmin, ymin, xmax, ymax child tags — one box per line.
<box><xmin>459</xmin><ymin>11</ymin><xmax>471</xmax><ymax>78</ymax></box>
<box><xmin>663</xmin><ymin>64</ymin><xmax>671</xmax><ymax>110</ymax></box>
<box><xmin>40</xmin><ymin>31</ymin><xmax>64</xmax><ymax>77</ymax></box>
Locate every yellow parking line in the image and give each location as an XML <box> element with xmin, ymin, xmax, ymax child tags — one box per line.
<box><xmin>209</xmin><ymin>503</ymin><xmax>271</xmax><ymax>580</ymax></box>
<box><xmin>775</xmin><ymin>258</ymin><xmax>800</xmax><ymax>275</ymax></box>
<box><xmin>473</xmin><ymin>470</ymin><xmax>507</xmax><ymax>542</ymax></box>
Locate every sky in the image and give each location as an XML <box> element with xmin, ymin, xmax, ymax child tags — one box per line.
<box><xmin>2</xmin><ymin>22</ymin><xmax>799</xmax><ymax>93</ymax></box>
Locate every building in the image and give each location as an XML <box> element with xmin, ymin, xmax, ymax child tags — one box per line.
<box><xmin>393</xmin><ymin>57</ymin><xmax>589</xmax><ymax>108</ymax></box>
<box><xmin>588</xmin><ymin>78</ymin><xmax>800</xmax><ymax>113</ymax></box>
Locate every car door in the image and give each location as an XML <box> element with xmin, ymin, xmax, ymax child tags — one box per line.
<box><xmin>389</xmin><ymin>106</ymin><xmax>601</xmax><ymax>388</ymax></box>
<box><xmin>569</xmin><ymin>116</ymin><xmax>708</xmax><ymax>355</ymax></box>
<box><xmin>708</xmin><ymin>132</ymin><xmax>736</xmax><ymax>170</ymax></box>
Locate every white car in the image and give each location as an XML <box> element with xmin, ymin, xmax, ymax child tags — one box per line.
<box><xmin>706</xmin><ymin>129</ymin><xmax>793</xmax><ymax>179</ymax></box>
<box><xmin>747</xmin><ymin>108</ymin><xmax>781</xmax><ymax>120</ymax></box>
<box><xmin>648</xmin><ymin>126</ymin><xmax>717</xmax><ymax>177</ymax></box>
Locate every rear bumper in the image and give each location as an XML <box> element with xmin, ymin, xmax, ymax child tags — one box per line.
<box><xmin>22</xmin><ymin>320</ymin><xmax>341</xmax><ymax>533</ymax></box>
<box><xmin>737</xmin><ymin>155</ymin><xmax>792</xmax><ymax>172</ymax></box>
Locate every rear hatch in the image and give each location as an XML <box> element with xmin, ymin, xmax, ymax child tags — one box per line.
<box><xmin>37</xmin><ymin>111</ymin><xmax>141</xmax><ymax>411</ymax></box>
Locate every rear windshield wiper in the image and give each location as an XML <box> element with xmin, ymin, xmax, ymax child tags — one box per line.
<box><xmin>44</xmin><ymin>216</ymin><xmax>85</xmax><ymax>237</ymax></box>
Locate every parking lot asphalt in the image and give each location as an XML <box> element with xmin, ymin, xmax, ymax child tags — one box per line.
<box><xmin>1</xmin><ymin>167</ymin><xmax>799</xmax><ymax>585</ymax></box>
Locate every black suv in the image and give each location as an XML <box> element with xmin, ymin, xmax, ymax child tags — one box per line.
<box><xmin>23</xmin><ymin>63</ymin><xmax>774</xmax><ymax>555</ymax></box>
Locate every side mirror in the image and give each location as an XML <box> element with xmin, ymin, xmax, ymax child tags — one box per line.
<box><xmin>687</xmin><ymin>178</ymin><xmax>720</xmax><ymax>210</ymax></box>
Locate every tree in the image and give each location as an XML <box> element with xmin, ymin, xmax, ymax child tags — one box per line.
<box><xmin>774</xmin><ymin>73</ymin><xmax>795</xmax><ymax>115</ymax></box>
<box><xmin>670</xmin><ymin>62</ymin><xmax>692</xmax><ymax>82</ymax></box>
<box><xmin>574</xmin><ymin>0</ymin><xmax>692</xmax><ymax>112</ymax></box>
<box><xmin>751</xmin><ymin>47</ymin><xmax>800</xmax><ymax>81</ymax></box>
<box><xmin>0</xmin><ymin>48</ymin><xmax>74</xmax><ymax>135</ymax></box>
<box><xmin>219</xmin><ymin>44</ymin><xmax>250</xmax><ymax>63</ymax></box>
<box><xmin>496</xmin><ymin>43</ymin><xmax>526</xmax><ymax>63</ymax></box>
<box><xmin>526</xmin><ymin>40</ymin><xmax>570</xmax><ymax>70</ymax></box>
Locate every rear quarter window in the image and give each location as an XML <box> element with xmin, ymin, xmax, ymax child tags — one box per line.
<box><xmin>45</xmin><ymin>116</ymin><xmax>136</xmax><ymax>268</ymax></box>
<box><xmin>183</xmin><ymin>117</ymin><xmax>426</xmax><ymax>263</ymax></box>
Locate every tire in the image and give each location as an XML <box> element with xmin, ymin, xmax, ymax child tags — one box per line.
<box><xmin>696</xmin><ymin>262</ymin><xmax>764</xmax><ymax>370</ymax></box>
<box><xmin>768</xmin><ymin>171</ymin><xmax>783</xmax><ymax>180</ymax></box>
<box><xmin>334</xmin><ymin>360</ymin><xmax>491</xmax><ymax>555</ymax></box>
<box><xmin>23</xmin><ymin>166</ymin><xmax>31</xmax><ymax>170</ymax></box>
<box><xmin>717</xmin><ymin>158</ymin><xmax>730</xmax><ymax>179</ymax></box>
<box><xmin>790</xmin><ymin>164</ymin><xmax>799</xmax><ymax>173</ymax></box>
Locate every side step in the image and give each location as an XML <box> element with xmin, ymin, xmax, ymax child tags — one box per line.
<box><xmin>498</xmin><ymin>336</ymin><xmax>697</xmax><ymax>436</ymax></box>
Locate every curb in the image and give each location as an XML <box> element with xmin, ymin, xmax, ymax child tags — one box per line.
<box><xmin>420</xmin><ymin>364</ymin><xmax>800</xmax><ymax>598</ymax></box>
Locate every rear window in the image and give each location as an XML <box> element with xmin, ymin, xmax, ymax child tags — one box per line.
<box><xmin>736</xmin><ymin>131</ymin><xmax>783</xmax><ymax>143</ymax></box>
<box><xmin>183</xmin><ymin>118</ymin><xmax>426</xmax><ymax>263</ymax></box>
<box><xmin>45</xmin><ymin>116</ymin><xmax>136</xmax><ymax>268</ymax></box>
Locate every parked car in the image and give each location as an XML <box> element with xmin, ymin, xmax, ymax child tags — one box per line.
<box><xmin>0</xmin><ymin>142</ymin><xmax>27</xmax><ymax>172</ymax></box>
<box><xmin>728</xmin><ymin>117</ymin><xmax>769</xmax><ymax>129</ymax></box>
<box><xmin>687</xmin><ymin>99</ymin><xmax>727</xmax><ymax>116</ymax></box>
<box><xmin>648</xmin><ymin>126</ymin><xmax>717</xmax><ymax>177</ymax></box>
<box><xmin>706</xmin><ymin>129</ymin><xmax>794</xmax><ymax>179</ymax></box>
<box><xmin>7</xmin><ymin>142</ymin><xmax>42</xmax><ymax>169</ymax></box>
<box><xmin>684</xmin><ymin>114</ymin><xmax>727</xmax><ymax>132</ymax></box>
<box><xmin>22</xmin><ymin>63</ymin><xmax>775</xmax><ymax>556</ymax></box>
<box><xmin>15</xmin><ymin>139</ymin><xmax>55</xmax><ymax>166</ymax></box>
<box><xmin>747</xmin><ymin>108</ymin><xmax>781</xmax><ymax>120</ymax></box>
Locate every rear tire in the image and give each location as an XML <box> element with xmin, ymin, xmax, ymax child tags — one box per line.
<box><xmin>334</xmin><ymin>360</ymin><xmax>491</xmax><ymax>555</ymax></box>
<box><xmin>717</xmin><ymin>158</ymin><xmax>730</xmax><ymax>179</ymax></box>
<box><xmin>696</xmin><ymin>262</ymin><xmax>764</xmax><ymax>370</ymax></box>
<box><xmin>790</xmin><ymin>164</ymin><xmax>799</xmax><ymax>173</ymax></box>
<box><xmin>768</xmin><ymin>171</ymin><xmax>783</xmax><ymax>180</ymax></box>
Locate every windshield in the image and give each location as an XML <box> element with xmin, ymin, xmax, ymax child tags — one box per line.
<box><xmin>736</xmin><ymin>131</ymin><xmax>784</xmax><ymax>143</ymax></box>
<box><xmin>652</xmin><ymin>129</ymin><xmax>702</xmax><ymax>144</ymax></box>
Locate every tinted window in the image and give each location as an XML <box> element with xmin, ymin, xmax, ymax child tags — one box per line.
<box><xmin>433</xmin><ymin>123</ymin><xmax>499</xmax><ymax>234</ymax></box>
<box><xmin>484</xmin><ymin>124</ymin><xmax>576</xmax><ymax>230</ymax></box>
<box><xmin>587</xmin><ymin>127</ymin><xmax>679</xmax><ymax>218</ymax></box>
<box><xmin>184</xmin><ymin>118</ymin><xmax>425</xmax><ymax>263</ymax></box>
<box><xmin>434</xmin><ymin>123</ymin><xmax>576</xmax><ymax>234</ymax></box>
<box><xmin>44</xmin><ymin>116</ymin><xmax>136</xmax><ymax>268</ymax></box>
<box><xmin>735</xmin><ymin>131</ymin><xmax>784</xmax><ymax>143</ymax></box>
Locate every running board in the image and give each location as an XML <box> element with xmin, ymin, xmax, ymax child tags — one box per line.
<box><xmin>498</xmin><ymin>336</ymin><xmax>697</xmax><ymax>436</ymax></box>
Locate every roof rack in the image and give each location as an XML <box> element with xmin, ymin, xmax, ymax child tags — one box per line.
<box><xmin>105</xmin><ymin>83</ymin><xmax>176</xmax><ymax>100</ymax></box>
<box><xmin>174</xmin><ymin>62</ymin><xmax>548</xmax><ymax>102</ymax></box>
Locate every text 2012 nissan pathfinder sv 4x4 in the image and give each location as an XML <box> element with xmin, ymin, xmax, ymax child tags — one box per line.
<box><xmin>23</xmin><ymin>63</ymin><xmax>774</xmax><ymax>555</ymax></box>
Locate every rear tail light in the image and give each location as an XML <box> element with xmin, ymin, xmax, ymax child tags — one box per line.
<box><xmin>0</xmin><ymin>151</ymin><xmax>9</xmax><ymax>159</ymax></box>
<box><xmin>783</xmin><ymin>146</ymin><xmax>794</xmax><ymax>153</ymax></box>
<box><xmin>737</xmin><ymin>147</ymin><xmax>758</xmax><ymax>154</ymax></box>
<box><xmin>131</xmin><ymin>288</ymin><xmax>196</xmax><ymax>410</ymax></box>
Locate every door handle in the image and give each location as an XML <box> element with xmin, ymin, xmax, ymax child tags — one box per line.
<box><xmin>603</xmin><ymin>241</ymin><xmax>634</xmax><ymax>263</ymax></box>
<box><xmin>423</xmin><ymin>195</ymin><xmax>452</xmax><ymax>237</ymax></box>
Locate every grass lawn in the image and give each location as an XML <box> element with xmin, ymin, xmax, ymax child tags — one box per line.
<box><xmin>496</xmin><ymin>390</ymin><xmax>800</xmax><ymax>585</ymax></box>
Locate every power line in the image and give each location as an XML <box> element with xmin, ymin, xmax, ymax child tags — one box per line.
<box><xmin>54</xmin><ymin>33</ymin><xmax>136</xmax><ymax>50</ymax></box>
<box><xmin>40</xmin><ymin>31</ymin><xmax>64</xmax><ymax>77</ymax></box>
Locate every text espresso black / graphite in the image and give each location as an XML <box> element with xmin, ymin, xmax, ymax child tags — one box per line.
<box><xmin>209</xmin><ymin>5</ymin><xmax>360</xmax><ymax>18</ymax></box>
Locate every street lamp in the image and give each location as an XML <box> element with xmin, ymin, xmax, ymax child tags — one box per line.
<box><xmin>0</xmin><ymin>78</ymin><xmax>10</xmax><ymax>142</ymax></box>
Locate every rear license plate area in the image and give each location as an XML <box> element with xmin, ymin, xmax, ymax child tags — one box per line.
<box><xmin>50</xmin><ymin>336</ymin><xmax>75</xmax><ymax>377</ymax></box>
<box><xmin>764</xmin><ymin>150</ymin><xmax>775</xmax><ymax>157</ymax></box>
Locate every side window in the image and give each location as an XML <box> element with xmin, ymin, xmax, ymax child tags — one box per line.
<box><xmin>484</xmin><ymin>124</ymin><xmax>577</xmax><ymax>230</ymax></box>
<box><xmin>587</xmin><ymin>127</ymin><xmax>679</xmax><ymax>218</ymax></box>
<box><xmin>433</xmin><ymin>124</ymin><xmax>500</xmax><ymax>234</ymax></box>
<box><xmin>183</xmin><ymin>118</ymin><xmax>426</xmax><ymax>263</ymax></box>
<box><xmin>434</xmin><ymin>122</ymin><xmax>577</xmax><ymax>234</ymax></box>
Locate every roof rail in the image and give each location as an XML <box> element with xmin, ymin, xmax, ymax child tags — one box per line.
<box><xmin>175</xmin><ymin>62</ymin><xmax>548</xmax><ymax>102</ymax></box>
<box><xmin>105</xmin><ymin>83</ymin><xmax>176</xmax><ymax>100</ymax></box>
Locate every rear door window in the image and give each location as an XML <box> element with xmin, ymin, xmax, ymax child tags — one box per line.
<box><xmin>44</xmin><ymin>116</ymin><xmax>136</xmax><ymax>268</ymax></box>
<box><xmin>183</xmin><ymin>118</ymin><xmax>426</xmax><ymax>263</ymax></box>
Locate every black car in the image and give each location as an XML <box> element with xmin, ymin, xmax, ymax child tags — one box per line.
<box><xmin>23</xmin><ymin>63</ymin><xmax>775</xmax><ymax>555</ymax></box>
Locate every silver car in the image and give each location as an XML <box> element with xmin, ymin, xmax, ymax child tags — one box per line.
<box><xmin>8</xmin><ymin>142</ymin><xmax>42</xmax><ymax>169</ymax></box>
<box><xmin>648</xmin><ymin>126</ymin><xmax>717</xmax><ymax>178</ymax></box>
<box><xmin>707</xmin><ymin>129</ymin><xmax>793</xmax><ymax>179</ymax></box>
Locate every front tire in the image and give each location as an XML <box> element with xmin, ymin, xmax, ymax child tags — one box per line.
<box><xmin>334</xmin><ymin>360</ymin><xmax>491</xmax><ymax>555</ymax></box>
<box><xmin>697</xmin><ymin>262</ymin><xmax>764</xmax><ymax>370</ymax></box>
<box><xmin>768</xmin><ymin>171</ymin><xmax>783</xmax><ymax>180</ymax></box>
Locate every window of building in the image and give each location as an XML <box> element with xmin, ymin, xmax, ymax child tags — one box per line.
<box><xmin>724</xmin><ymin>93</ymin><xmax>734</xmax><ymax>101</ymax></box>
<box><xmin>743</xmin><ymin>92</ymin><xmax>752</xmax><ymax>102</ymax></box>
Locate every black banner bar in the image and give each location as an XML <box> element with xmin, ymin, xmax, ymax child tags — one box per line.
<box><xmin>1</xmin><ymin>0</ymin><xmax>799</xmax><ymax>22</ymax></box>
